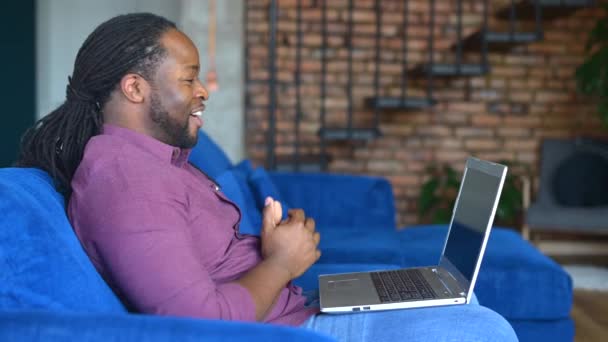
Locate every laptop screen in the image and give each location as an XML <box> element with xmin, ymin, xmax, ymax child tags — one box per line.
<box><xmin>443</xmin><ymin>166</ymin><xmax>503</xmax><ymax>283</ymax></box>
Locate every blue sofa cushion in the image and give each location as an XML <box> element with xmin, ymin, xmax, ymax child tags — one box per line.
<box><xmin>398</xmin><ymin>225</ymin><xmax>572</xmax><ymax>320</ymax></box>
<box><xmin>0</xmin><ymin>310</ymin><xmax>335</xmax><ymax>342</ymax></box>
<box><xmin>249</xmin><ymin>167</ymin><xmax>290</xmax><ymax>220</ymax></box>
<box><xmin>269</xmin><ymin>172</ymin><xmax>396</xmax><ymax>229</ymax></box>
<box><xmin>205</xmin><ymin>159</ymin><xmax>263</xmax><ymax>234</ymax></box>
<box><xmin>316</xmin><ymin>226</ymin><xmax>402</xmax><ymax>266</ymax></box>
<box><xmin>231</xmin><ymin>160</ymin><xmax>263</xmax><ymax>230</ymax></box>
<box><xmin>215</xmin><ymin>169</ymin><xmax>258</xmax><ymax>235</ymax></box>
<box><xmin>509</xmin><ymin>318</ymin><xmax>574</xmax><ymax>342</ymax></box>
<box><xmin>0</xmin><ymin>168</ymin><xmax>126</xmax><ymax>313</ymax></box>
<box><xmin>188</xmin><ymin>130</ymin><xmax>233</xmax><ymax>179</ymax></box>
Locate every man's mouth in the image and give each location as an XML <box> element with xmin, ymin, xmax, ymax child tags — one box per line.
<box><xmin>189</xmin><ymin>106</ymin><xmax>205</xmax><ymax>128</ymax></box>
<box><xmin>190</xmin><ymin>105</ymin><xmax>205</xmax><ymax>117</ymax></box>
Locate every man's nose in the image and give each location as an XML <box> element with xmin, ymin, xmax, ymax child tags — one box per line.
<box><xmin>196</xmin><ymin>82</ymin><xmax>209</xmax><ymax>101</ymax></box>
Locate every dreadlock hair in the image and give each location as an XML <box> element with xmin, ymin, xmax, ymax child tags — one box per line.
<box><xmin>17</xmin><ymin>13</ymin><xmax>176</xmax><ymax>198</ymax></box>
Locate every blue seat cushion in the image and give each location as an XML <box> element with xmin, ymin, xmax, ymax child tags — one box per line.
<box><xmin>398</xmin><ymin>225</ymin><xmax>572</xmax><ymax>320</ymax></box>
<box><xmin>509</xmin><ymin>318</ymin><xmax>574</xmax><ymax>342</ymax></box>
<box><xmin>0</xmin><ymin>168</ymin><xmax>126</xmax><ymax>313</ymax></box>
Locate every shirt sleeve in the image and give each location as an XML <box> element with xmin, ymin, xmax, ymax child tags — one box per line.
<box><xmin>70</xmin><ymin>162</ymin><xmax>257</xmax><ymax>321</ymax></box>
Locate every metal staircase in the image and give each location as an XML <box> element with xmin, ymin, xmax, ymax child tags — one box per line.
<box><xmin>251</xmin><ymin>0</ymin><xmax>596</xmax><ymax>172</ymax></box>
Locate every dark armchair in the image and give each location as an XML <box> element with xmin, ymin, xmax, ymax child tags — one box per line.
<box><xmin>523</xmin><ymin>138</ymin><xmax>608</xmax><ymax>256</ymax></box>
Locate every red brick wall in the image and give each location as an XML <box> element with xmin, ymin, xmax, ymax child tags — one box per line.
<box><xmin>245</xmin><ymin>0</ymin><xmax>608</xmax><ymax>227</ymax></box>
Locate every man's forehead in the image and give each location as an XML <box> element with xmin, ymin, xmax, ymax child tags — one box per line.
<box><xmin>160</xmin><ymin>29</ymin><xmax>200</xmax><ymax>67</ymax></box>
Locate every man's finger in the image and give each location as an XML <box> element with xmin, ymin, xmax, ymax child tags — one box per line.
<box><xmin>304</xmin><ymin>217</ymin><xmax>315</xmax><ymax>232</ymax></box>
<box><xmin>261</xmin><ymin>196</ymin><xmax>277</xmax><ymax>233</ymax></box>
<box><xmin>273</xmin><ymin>200</ymin><xmax>283</xmax><ymax>225</ymax></box>
<box><xmin>313</xmin><ymin>232</ymin><xmax>320</xmax><ymax>245</ymax></box>
<box><xmin>287</xmin><ymin>208</ymin><xmax>305</xmax><ymax>222</ymax></box>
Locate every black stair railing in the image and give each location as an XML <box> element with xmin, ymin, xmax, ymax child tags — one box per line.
<box><xmin>319</xmin><ymin>0</ymin><xmax>328</xmax><ymax>170</ymax></box>
<box><xmin>318</xmin><ymin>0</ymin><xmax>381</xmax><ymax>143</ymax></box>
<box><xmin>346</xmin><ymin>0</ymin><xmax>354</xmax><ymax>139</ymax></box>
<box><xmin>293</xmin><ymin>0</ymin><xmax>303</xmax><ymax>171</ymax></box>
<box><xmin>427</xmin><ymin>0</ymin><xmax>436</xmax><ymax>93</ymax></box>
<box><xmin>258</xmin><ymin>0</ymin><xmax>595</xmax><ymax>171</ymax></box>
<box><xmin>366</xmin><ymin>0</ymin><xmax>437</xmax><ymax>110</ymax></box>
<box><xmin>460</xmin><ymin>0</ymin><xmax>544</xmax><ymax>52</ymax></box>
<box><xmin>266</xmin><ymin>0</ymin><xmax>278</xmax><ymax>170</ymax></box>
<box><xmin>456</xmin><ymin>0</ymin><xmax>464</xmax><ymax>74</ymax></box>
<box><xmin>400</xmin><ymin>0</ymin><xmax>409</xmax><ymax>106</ymax></box>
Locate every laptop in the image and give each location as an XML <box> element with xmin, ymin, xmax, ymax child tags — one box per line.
<box><xmin>319</xmin><ymin>157</ymin><xmax>507</xmax><ymax>313</ymax></box>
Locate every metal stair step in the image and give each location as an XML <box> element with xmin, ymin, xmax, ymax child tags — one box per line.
<box><xmin>365</xmin><ymin>97</ymin><xmax>438</xmax><ymax>110</ymax></box>
<box><xmin>495</xmin><ymin>0</ymin><xmax>595</xmax><ymax>21</ymax></box>
<box><xmin>411</xmin><ymin>63</ymin><xmax>490</xmax><ymax>77</ymax></box>
<box><xmin>456</xmin><ymin>30</ymin><xmax>543</xmax><ymax>52</ymax></box>
<box><xmin>318</xmin><ymin>127</ymin><xmax>381</xmax><ymax>141</ymax></box>
<box><xmin>274</xmin><ymin>153</ymin><xmax>331</xmax><ymax>172</ymax></box>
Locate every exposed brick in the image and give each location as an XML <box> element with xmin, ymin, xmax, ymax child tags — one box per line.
<box><xmin>245</xmin><ymin>3</ymin><xmax>608</xmax><ymax>227</ymax></box>
<box><xmin>497</xmin><ymin>127</ymin><xmax>531</xmax><ymax>137</ymax></box>
<box><xmin>535</xmin><ymin>91</ymin><xmax>574</xmax><ymax>103</ymax></box>
<box><xmin>472</xmin><ymin>114</ymin><xmax>502</xmax><ymax>126</ymax></box>
<box><xmin>436</xmin><ymin>150</ymin><xmax>469</xmax><ymax>163</ymax></box>
<box><xmin>417</xmin><ymin>125</ymin><xmax>452</xmax><ymax>137</ymax></box>
<box><xmin>367</xmin><ymin>160</ymin><xmax>404</xmax><ymax>173</ymax></box>
<box><xmin>465</xmin><ymin>139</ymin><xmax>500</xmax><ymax>150</ymax></box>
<box><xmin>455</xmin><ymin>127</ymin><xmax>494</xmax><ymax>138</ymax></box>
<box><xmin>509</xmin><ymin>91</ymin><xmax>533</xmax><ymax>102</ymax></box>
<box><xmin>504</xmin><ymin>140</ymin><xmax>538</xmax><ymax>151</ymax></box>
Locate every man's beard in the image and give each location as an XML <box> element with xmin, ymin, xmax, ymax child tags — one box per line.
<box><xmin>150</xmin><ymin>93</ymin><xmax>198</xmax><ymax>149</ymax></box>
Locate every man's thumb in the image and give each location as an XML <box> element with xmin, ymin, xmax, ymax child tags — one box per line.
<box><xmin>262</xmin><ymin>197</ymin><xmax>276</xmax><ymax>232</ymax></box>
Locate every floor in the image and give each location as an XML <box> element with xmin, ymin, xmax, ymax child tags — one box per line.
<box><xmin>560</xmin><ymin>259</ymin><xmax>608</xmax><ymax>342</ymax></box>
<box><xmin>572</xmin><ymin>290</ymin><xmax>608</xmax><ymax>342</ymax></box>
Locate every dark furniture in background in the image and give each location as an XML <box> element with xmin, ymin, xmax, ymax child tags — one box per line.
<box><xmin>524</xmin><ymin>138</ymin><xmax>608</xmax><ymax>258</ymax></box>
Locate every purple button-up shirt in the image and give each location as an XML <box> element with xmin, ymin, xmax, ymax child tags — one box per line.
<box><xmin>68</xmin><ymin>124</ymin><xmax>316</xmax><ymax>325</ymax></box>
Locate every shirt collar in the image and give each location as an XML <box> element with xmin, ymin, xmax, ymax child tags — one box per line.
<box><xmin>102</xmin><ymin>124</ymin><xmax>192</xmax><ymax>167</ymax></box>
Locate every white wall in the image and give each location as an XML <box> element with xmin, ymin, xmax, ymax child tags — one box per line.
<box><xmin>36</xmin><ymin>0</ymin><xmax>245</xmax><ymax>162</ymax></box>
<box><xmin>179</xmin><ymin>0</ymin><xmax>245</xmax><ymax>163</ymax></box>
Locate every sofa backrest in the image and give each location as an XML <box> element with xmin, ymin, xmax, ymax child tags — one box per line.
<box><xmin>0</xmin><ymin>168</ymin><xmax>126</xmax><ymax>313</ymax></box>
<box><xmin>189</xmin><ymin>130</ymin><xmax>234</xmax><ymax>179</ymax></box>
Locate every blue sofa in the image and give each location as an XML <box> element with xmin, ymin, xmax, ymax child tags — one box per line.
<box><xmin>190</xmin><ymin>132</ymin><xmax>575</xmax><ymax>341</ymax></box>
<box><xmin>0</xmin><ymin>131</ymin><xmax>572</xmax><ymax>341</ymax></box>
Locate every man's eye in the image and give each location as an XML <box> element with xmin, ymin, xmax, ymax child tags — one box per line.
<box><xmin>184</xmin><ymin>79</ymin><xmax>194</xmax><ymax>83</ymax></box>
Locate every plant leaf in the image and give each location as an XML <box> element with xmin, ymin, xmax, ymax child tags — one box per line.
<box><xmin>576</xmin><ymin>47</ymin><xmax>608</xmax><ymax>95</ymax></box>
<box><xmin>418</xmin><ymin>179</ymin><xmax>439</xmax><ymax>216</ymax></box>
<box><xmin>585</xmin><ymin>14</ymin><xmax>608</xmax><ymax>51</ymax></box>
<box><xmin>600</xmin><ymin>100</ymin><xmax>608</xmax><ymax>128</ymax></box>
<box><xmin>432</xmin><ymin>208</ymin><xmax>451</xmax><ymax>224</ymax></box>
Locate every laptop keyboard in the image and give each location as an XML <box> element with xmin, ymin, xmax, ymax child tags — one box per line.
<box><xmin>371</xmin><ymin>269</ymin><xmax>437</xmax><ymax>303</ymax></box>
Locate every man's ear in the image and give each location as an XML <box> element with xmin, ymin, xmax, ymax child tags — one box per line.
<box><xmin>119</xmin><ymin>73</ymin><xmax>149</xmax><ymax>104</ymax></box>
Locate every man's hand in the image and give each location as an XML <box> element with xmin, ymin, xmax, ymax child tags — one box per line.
<box><xmin>260</xmin><ymin>197</ymin><xmax>321</xmax><ymax>280</ymax></box>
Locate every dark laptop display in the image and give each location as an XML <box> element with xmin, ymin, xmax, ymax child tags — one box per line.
<box><xmin>444</xmin><ymin>167</ymin><xmax>502</xmax><ymax>282</ymax></box>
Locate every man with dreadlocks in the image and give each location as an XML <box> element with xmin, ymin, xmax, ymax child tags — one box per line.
<box><xmin>18</xmin><ymin>13</ymin><xmax>517</xmax><ymax>341</ymax></box>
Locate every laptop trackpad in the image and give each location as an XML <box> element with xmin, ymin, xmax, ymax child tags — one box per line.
<box><xmin>328</xmin><ymin>279</ymin><xmax>360</xmax><ymax>291</ymax></box>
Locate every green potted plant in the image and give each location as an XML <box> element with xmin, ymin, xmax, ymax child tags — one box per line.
<box><xmin>575</xmin><ymin>3</ymin><xmax>608</xmax><ymax>126</ymax></box>
<box><xmin>418</xmin><ymin>162</ymin><xmax>524</xmax><ymax>227</ymax></box>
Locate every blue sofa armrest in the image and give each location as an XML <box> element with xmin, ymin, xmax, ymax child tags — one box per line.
<box><xmin>0</xmin><ymin>310</ymin><xmax>334</xmax><ymax>342</ymax></box>
<box><xmin>269</xmin><ymin>172</ymin><xmax>396</xmax><ymax>230</ymax></box>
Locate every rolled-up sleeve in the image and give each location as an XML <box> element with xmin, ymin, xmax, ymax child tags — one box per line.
<box><xmin>70</xmin><ymin>164</ymin><xmax>257</xmax><ymax>322</ymax></box>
